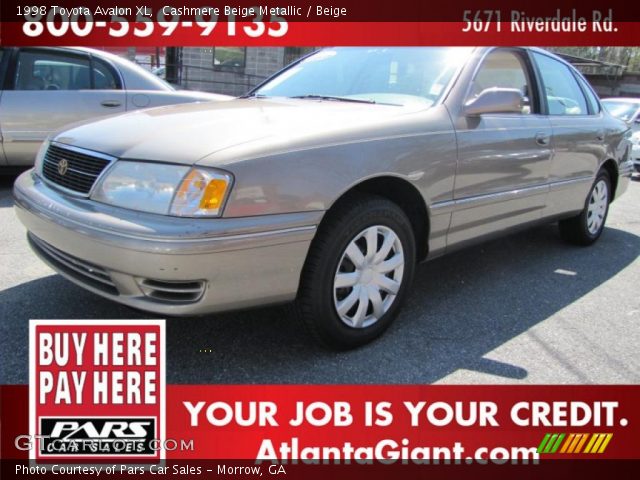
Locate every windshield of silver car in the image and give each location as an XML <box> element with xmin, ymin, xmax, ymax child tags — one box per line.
<box><xmin>602</xmin><ymin>100</ymin><xmax>640</xmax><ymax>122</ymax></box>
<box><xmin>253</xmin><ymin>47</ymin><xmax>474</xmax><ymax>107</ymax></box>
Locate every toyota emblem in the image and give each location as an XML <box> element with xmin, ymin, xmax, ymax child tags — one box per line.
<box><xmin>57</xmin><ymin>159</ymin><xmax>69</xmax><ymax>176</ymax></box>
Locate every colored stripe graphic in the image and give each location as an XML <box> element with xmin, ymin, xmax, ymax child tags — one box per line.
<box><xmin>567</xmin><ymin>433</ymin><xmax>587</xmax><ymax>453</ymax></box>
<box><xmin>597</xmin><ymin>434</ymin><xmax>613</xmax><ymax>453</ymax></box>
<box><xmin>539</xmin><ymin>433</ymin><xmax>613</xmax><ymax>454</ymax></box>
<box><xmin>584</xmin><ymin>434</ymin><xmax>599</xmax><ymax>453</ymax></box>
<box><xmin>544</xmin><ymin>434</ymin><xmax>559</xmax><ymax>453</ymax></box>
<box><xmin>567</xmin><ymin>433</ymin><xmax>581</xmax><ymax>453</ymax></box>
<box><xmin>537</xmin><ymin>433</ymin><xmax>551</xmax><ymax>454</ymax></box>
<box><xmin>559</xmin><ymin>433</ymin><xmax>575</xmax><ymax>453</ymax></box>
<box><xmin>574</xmin><ymin>433</ymin><xmax>589</xmax><ymax>453</ymax></box>
<box><xmin>550</xmin><ymin>433</ymin><xmax>565</xmax><ymax>453</ymax></box>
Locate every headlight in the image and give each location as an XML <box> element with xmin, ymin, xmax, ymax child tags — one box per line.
<box><xmin>91</xmin><ymin>161</ymin><xmax>233</xmax><ymax>217</ymax></box>
<box><xmin>631</xmin><ymin>133</ymin><xmax>640</xmax><ymax>146</ymax></box>
<box><xmin>34</xmin><ymin>140</ymin><xmax>50</xmax><ymax>175</ymax></box>
<box><xmin>169</xmin><ymin>168</ymin><xmax>232</xmax><ymax>216</ymax></box>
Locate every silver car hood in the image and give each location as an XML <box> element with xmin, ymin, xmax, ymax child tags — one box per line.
<box><xmin>53</xmin><ymin>98</ymin><xmax>413</xmax><ymax>165</ymax></box>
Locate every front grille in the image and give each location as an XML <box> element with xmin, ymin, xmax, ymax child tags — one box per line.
<box><xmin>28</xmin><ymin>234</ymin><xmax>119</xmax><ymax>295</ymax></box>
<box><xmin>42</xmin><ymin>144</ymin><xmax>113</xmax><ymax>195</ymax></box>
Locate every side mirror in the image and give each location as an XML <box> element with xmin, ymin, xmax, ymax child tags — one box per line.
<box><xmin>464</xmin><ymin>87</ymin><xmax>525</xmax><ymax>116</ymax></box>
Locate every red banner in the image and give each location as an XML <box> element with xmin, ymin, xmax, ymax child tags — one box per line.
<box><xmin>1</xmin><ymin>21</ymin><xmax>639</xmax><ymax>46</ymax></box>
<box><xmin>1</xmin><ymin>1</ymin><xmax>639</xmax><ymax>46</ymax></box>
<box><xmin>3</xmin><ymin>384</ymin><xmax>640</xmax><ymax>461</ymax></box>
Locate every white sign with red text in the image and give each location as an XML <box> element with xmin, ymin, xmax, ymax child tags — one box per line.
<box><xmin>29</xmin><ymin>320</ymin><xmax>165</xmax><ymax>461</ymax></box>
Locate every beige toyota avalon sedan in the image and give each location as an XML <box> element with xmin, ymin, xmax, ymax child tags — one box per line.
<box><xmin>14</xmin><ymin>47</ymin><xmax>633</xmax><ymax>349</ymax></box>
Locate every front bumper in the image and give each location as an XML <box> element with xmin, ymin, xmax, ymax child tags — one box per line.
<box><xmin>13</xmin><ymin>171</ymin><xmax>321</xmax><ymax>315</ymax></box>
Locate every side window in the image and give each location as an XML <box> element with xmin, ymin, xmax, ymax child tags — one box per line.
<box><xmin>575</xmin><ymin>74</ymin><xmax>600</xmax><ymax>114</ymax></box>
<box><xmin>469</xmin><ymin>49</ymin><xmax>533</xmax><ymax>114</ymax></box>
<box><xmin>15</xmin><ymin>50</ymin><xmax>91</xmax><ymax>91</ymax></box>
<box><xmin>92</xmin><ymin>59</ymin><xmax>120</xmax><ymax>89</ymax></box>
<box><xmin>533</xmin><ymin>53</ymin><xmax>589</xmax><ymax>116</ymax></box>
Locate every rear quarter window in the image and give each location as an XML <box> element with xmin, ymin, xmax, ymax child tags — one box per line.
<box><xmin>92</xmin><ymin>58</ymin><xmax>121</xmax><ymax>89</ymax></box>
<box><xmin>575</xmin><ymin>74</ymin><xmax>600</xmax><ymax>114</ymax></box>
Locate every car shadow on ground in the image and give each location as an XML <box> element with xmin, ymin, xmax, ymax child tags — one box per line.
<box><xmin>1</xmin><ymin>222</ymin><xmax>638</xmax><ymax>384</ymax></box>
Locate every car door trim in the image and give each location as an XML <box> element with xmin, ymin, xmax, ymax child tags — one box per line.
<box><xmin>547</xmin><ymin>175</ymin><xmax>593</xmax><ymax>192</ymax></box>
<box><xmin>431</xmin><ymin>176</ymin><xmax>593</xmax><ymax>214</ymax></box>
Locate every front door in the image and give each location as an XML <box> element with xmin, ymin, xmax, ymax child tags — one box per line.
<box><xmin>448</xmin><ymin>48</ymin><xmax>553</xmax><ymax>247</ymax></box>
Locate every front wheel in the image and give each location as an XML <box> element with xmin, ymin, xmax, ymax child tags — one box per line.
<box><xmin>295</xmin><ymin>193</ymin><xmax>416</xmax><ymax>349</ymax></box>
<box><xmin>559</xmin><ymin>170</ymin><xmax>611</xmax><ymax>246</ymax></box>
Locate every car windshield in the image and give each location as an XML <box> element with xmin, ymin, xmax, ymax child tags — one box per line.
<box><xmin>253</xmin><ymin>47</ymin><xmax>474</xmax><ymax>107</ymax></box>
<box><xmin>602</xmin><ymin>100</ymin><xmax>640</xmax><ymax>122</ymax></box>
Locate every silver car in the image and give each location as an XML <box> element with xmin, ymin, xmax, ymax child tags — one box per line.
<box><xmin>601</xmin><ymin>98</ymin><xmax>640</xmax><ymax>171</ymax></box>
<box><xmin>0</xmin><ymin>46</ymin><xmax>230</xmax><ymax>167</ymax></box>
<box><xmin>14</xmin><ymin>47</ymin><xmax>633</xmax><ymax>349</ymax></box>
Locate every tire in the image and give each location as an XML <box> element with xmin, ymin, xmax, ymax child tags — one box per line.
<box><xmin>295</xmin><ymin>193</ymin><xmax>416</xmax><ymax>349</ymax></box>
<box><xmin>559</xmin><ymin>170</ymin><xmax>611</xmax><ymax>246</ymax></box>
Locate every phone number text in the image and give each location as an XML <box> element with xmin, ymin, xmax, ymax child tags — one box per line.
<box><xmin>17</xmin><ymin>6</ymin><xmax>288</xmax><ymax>38</ymax></box>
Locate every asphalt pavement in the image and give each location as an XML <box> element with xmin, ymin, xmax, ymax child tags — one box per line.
<box><xmin>1</xmin><ymin>172</ymin><xmax>639</xmax><ymax>384</ymax></box>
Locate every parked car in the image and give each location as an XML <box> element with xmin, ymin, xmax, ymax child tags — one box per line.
<box><xmin>0</xmin><ymin>47</ymin><xmax>230</xmax><ymax>167</ymax></box>
<box><xmin>602</xmin><ymin>98</ymin><xmax>640</xmax><ymax>171</ymax></box>
<box><xmin>602</xmin><ymin>97</ymin><xmax>640</xmax><ymax>125</ymax></box>
<box><xmin>632</xmin><ymin>131</ymin><xmax>640</xmax><ymax>172</ymax></box>
<box><xmin>151</xmin><ymin>66</ymin><xmax>166</xmax><ymax>79</ymax></box>
<box><xmin>14</xmin><ymin>47</ymin><xmax>633</xmax><ymax>349</ymax></box>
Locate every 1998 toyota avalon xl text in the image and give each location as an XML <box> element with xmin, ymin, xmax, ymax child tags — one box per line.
<box><xmin>13</xmin><ymin>47</ymin><xmax>633</xmax><ymax>349</ymax></box>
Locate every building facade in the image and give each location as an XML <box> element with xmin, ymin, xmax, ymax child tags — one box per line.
<box><xmin>176</xmin><ymin>47</ymin><xmax>315</xmax><ymax>96</ymax></box>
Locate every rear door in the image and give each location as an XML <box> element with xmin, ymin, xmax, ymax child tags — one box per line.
<box><xmin>0</xmin><ymin>48</ymin><xmax>126</xmax><ymax>166</ymax></box>
<box><xmin>447</xmin><ymin>48</ymin><xmax>553</xmax><ymax>247</ymax></box>
<box><xmin>531</xmin><ymin>51</ymin><xmax>606</xmax><ymax>216</ymax></box>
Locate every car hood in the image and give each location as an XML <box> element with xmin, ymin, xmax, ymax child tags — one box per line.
<box><xmin>52</xmin><ymin>98</ymin><xmax>415</xmax><ymax>165</ymax></box>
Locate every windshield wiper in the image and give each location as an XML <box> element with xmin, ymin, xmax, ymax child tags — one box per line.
<box><xmin>243</xmin><ymin>93</ymin><xmax>400</xmax><ymax>106</ymax></box>
<box><xmin>290</xmin><ymin>94</ymin><xmax>378</xmax><ymax>104</ymax></box>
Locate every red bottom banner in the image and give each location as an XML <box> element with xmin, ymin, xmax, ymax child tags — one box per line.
<box><xmin>2</xmin><ymin>385</ymin><xmax>639</xmax><ymax>478</ymax></box>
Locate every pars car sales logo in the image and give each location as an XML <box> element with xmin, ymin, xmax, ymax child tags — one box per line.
<box><xmin>29</xmin><ymin>320</ymin><xmax>165</xmax><ymax>461</ymax></box>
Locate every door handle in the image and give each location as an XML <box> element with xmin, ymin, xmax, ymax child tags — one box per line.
<box><xmin>596</xmin><ymin>130</ymin><xmax>605</xmax><ymax>141</ymax></box>
<box><xmin>101</xmin><ymin>100</ymin><xmax>122</xmax><ymax>108</ymax></box>
<box><xmin>535</xmin><ymin>132</ymin><xmax>550</xmax><ymax>146</ymax></box>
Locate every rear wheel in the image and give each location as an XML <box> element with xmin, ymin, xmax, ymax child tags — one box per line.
<box><xmin>559</xmin><ymin>170</ymin><xmax>611</xmax><ymax>246</ymax></box>
<box><xmin>295</xmin><ymin>193</ymin><xmax>416</xmax><ymax>349</ymax></box>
